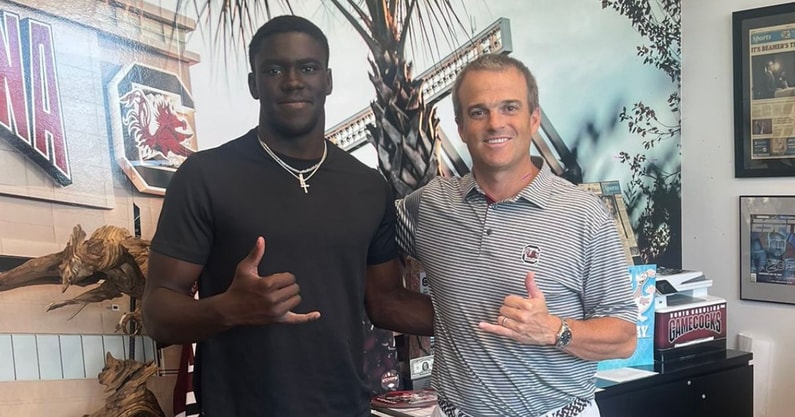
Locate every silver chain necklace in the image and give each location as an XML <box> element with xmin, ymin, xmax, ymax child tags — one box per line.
<box><xmin>257</xmin><ymin>134</ymin><xmax>327</xmax><ymax>194</ymax></box>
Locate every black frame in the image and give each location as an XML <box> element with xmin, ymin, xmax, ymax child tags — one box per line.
<box><xmin>733</xmin><ymin>3</ymin><xmax>795</xmax><ymax>177</ymax></box>
<box><xmin>739</xmin><ymin>195</ymin><xmax>795</xmax><ymax>305</ymax></box>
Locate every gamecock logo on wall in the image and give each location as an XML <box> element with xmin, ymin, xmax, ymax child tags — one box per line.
<box><xmin>107</xmin><ymin>63</ymin><xmax>196</xmax><ymax>195</ymax></box>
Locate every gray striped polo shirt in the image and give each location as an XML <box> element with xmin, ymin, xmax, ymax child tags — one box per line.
<box><xmin>396</xmin><ymin>157</ymin><xmax>636</xmax><ymax>417</ymax></box>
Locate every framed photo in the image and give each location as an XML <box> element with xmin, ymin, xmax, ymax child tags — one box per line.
<box><xmin>732</xmin><ymin>4</ymin><xmax>795</xmax><ymax>177</ymax></box>
<box><xmin>739</xmin><ymin>196</ymin><xmax>795</xmax><ymax>304</ymax></box>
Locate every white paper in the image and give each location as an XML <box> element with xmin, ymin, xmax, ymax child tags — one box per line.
<box><xmin>595</xmin><ymin>367</ymin><xmax>658</xmax><ymax>383</ymax></box>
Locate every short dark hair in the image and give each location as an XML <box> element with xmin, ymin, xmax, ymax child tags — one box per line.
<box><xmin>248</xmin><ymin>15</ymin><xmax>330</xmax><ymax>72</ymax></box>
<box><xmin>451</xmin><ymin>53</ymin><xmax>538</xmax><ymax>122</ymax></box>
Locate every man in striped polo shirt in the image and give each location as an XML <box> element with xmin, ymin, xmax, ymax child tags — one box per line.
<box><xmin>396</xmin><ymin>54</ymin><xmax>637</xmax><ymax>417</ymax></box>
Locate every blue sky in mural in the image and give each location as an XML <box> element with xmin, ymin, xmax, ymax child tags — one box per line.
<box><xmin>181</xmin><ymin>0</ymin><xmax>678</xmax><ymax>190</ymax></box>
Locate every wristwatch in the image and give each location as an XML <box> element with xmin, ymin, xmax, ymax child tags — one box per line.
<box><xmin>555</xmin><ymin>318</ymin><xmax>572</xmax><ymax>350</ymax></box>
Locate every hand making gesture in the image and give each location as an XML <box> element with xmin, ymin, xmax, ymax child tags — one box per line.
<box><xmin>478</xmin><ymin>271</ymin><xmax>561</xmax><ymax>345</ymax></box>
<box><xmin>222</xmin><ymin>237</ymin><xmax>321</xmax><ymax>326</ymax></box>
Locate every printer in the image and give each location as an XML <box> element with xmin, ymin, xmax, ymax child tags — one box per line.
<box><xmin>655</xmin><ymin>268</ymin><xmax>712</xmax><ymax>308</ymax></box>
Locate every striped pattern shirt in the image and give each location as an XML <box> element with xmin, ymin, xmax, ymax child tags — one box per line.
<box><xmin>396</xmin><ymin>157</ymin><xmax>636</xmax><ymax>417</ymax></box>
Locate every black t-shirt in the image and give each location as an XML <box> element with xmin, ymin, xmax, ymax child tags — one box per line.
<box><xmin>151</xmin><ymin>128</ymin><xmax>397</xmax><ymax>417</ymax></box>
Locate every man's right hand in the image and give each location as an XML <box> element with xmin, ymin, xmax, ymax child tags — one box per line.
<box><xmin>222</xmin><ymin>236</ymin><xmax>321</xmax><ymax>326</ymax></box>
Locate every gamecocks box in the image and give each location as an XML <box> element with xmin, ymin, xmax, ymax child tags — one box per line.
<box><xmin>654</xmin><ymin>295</ymin><xmax>727</xmax><ymax>361</ymax></box>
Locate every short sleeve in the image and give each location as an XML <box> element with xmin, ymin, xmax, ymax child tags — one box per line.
<box><xmin>395</xmin><ymin>188</ymin><xmax>422</xmax><ymax>259</ymax></box>
<box><xmin>366</xmin><ymin>180</ymin><xmax>399</xmax><ymax>265</ymax></box>
<box><xmin>581</xmin><ymin>214</ymin><xmax>637</xmax><ymax>323</ymax></box>
<box><xmin>150</xmin><ymin>155</ymin><xmax>214</xmax><ymax>265</ymax></box>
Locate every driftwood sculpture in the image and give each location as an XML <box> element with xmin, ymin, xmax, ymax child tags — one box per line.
<box><xmin>0</xmin><ymin>224</ymin><xmax>150</xmax><ymax>333</ymax></box>
<box><xmin>84</xmin><ymin>352</ymin><xmax>165</xmax><ymax>417</ymax></box>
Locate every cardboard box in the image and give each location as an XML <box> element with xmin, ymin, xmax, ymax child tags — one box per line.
<box><xmin>654</xmin><ymin>295</ymin><xmax>726</xmax><ymax>361</ymax></box>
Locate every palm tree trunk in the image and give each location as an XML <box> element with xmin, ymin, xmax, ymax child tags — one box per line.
<box><xmin>366</xmin><ymin>47</ymin><xmax>440</xmax><ymax>199</ymax></box>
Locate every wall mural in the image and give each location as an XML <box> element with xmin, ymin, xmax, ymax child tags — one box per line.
<box><xmin>0</xmin><ymin>1</ymin><xmax>198</xmax><ymax>415</ymax></box>
<box><xmin>184</xmin><ymin>0</ymin><xmax>682</xmax><ymax>267</ymax></box>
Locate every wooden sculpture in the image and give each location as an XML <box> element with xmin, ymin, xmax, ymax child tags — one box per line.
<box><xmin>84</xmin><ymin>352</ymin><xmax>165</xmax><ymax>417</ymax></box>
<box><xmin>0</xmin><ymin>224</ymin><xmax>150</xmax><ymax>333</ymax></box>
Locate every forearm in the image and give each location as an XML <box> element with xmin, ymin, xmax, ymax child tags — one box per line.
<box><xmin>142</xmin><ymin>288</ymin><xmax>231</xmax><ymax>345</ymax></box>
<box><xmin>562</xmin><ymin>316</ymin><xmax>637</xmax><ymax>361</ymax></box>
<box><xmin>367</xmin><ymin>288</ymin><xmax>434</xmax><ymax>336</ymax></box>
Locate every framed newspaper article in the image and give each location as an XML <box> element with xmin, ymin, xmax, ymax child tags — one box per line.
<box><xmin>733</xmin><ymin>3</ymin><xmax>795</xmax><ymax>177</ymax></box>
<box><xmin>739</xmin><ymin>196</ymin><xmax>795</xmax><ymax>304</ymax></box>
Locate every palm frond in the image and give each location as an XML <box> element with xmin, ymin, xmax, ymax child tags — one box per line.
<box><xmin>175</xmin><ymin>0</ymin><xmax>294</xmax><ymax>65</ymax></box>
<box><xmin>178</xmin><ymin>1</ymin><xmax>469</xmax><ymax>66</ymax></box>
<box><xmin>328</xmin><ymin>0</ymin><xmax>378</xmax><ymax>53</ymax></box>
<box><xmin>415</xmin><ymin>0</ymin><xmax>467</xmax><ymax>58</ymax></box>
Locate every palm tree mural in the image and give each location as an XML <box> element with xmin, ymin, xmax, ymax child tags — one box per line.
<box><xmin>602</xmin><ymin>0</ymin><xmax>682</xmax><ymax>267</ymax></box>
<box><xmin>179</xmin><ymin>0</ymin><xmax>466</xmax><ymax>198</ymax></box>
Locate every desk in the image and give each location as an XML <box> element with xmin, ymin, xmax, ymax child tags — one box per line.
<box><xmin>596</xmin><ymin>349</ymin><xmax>753</xmax><ymax>417</ymax></box>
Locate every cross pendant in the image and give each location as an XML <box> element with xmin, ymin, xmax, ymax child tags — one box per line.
<box><xmin>299</xmin><ymin>173</ymin><xmax>309</xmax><ymax>194</ymax></box>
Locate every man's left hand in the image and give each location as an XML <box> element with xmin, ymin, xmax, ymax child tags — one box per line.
<box><xmin>478</xmin><ymin>271</ymin><xmax>560</xmax><ymax>345</ymax></box>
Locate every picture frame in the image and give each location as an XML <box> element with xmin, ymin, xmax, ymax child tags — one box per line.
<box><xmin>732</xmin><ymin>3</ymin><xmax>795</xmax><ymax>177</ymax></box>
<box><xmin>739</xmin><ymin>195</ymin><xmax>795</xmax><ymax>304</ymax></box>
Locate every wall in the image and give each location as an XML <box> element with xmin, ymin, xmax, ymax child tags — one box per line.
<box><xmin>0</xmin><ymin>0</ymin><xmax>198</xmax><ymax>415</ymax></box>
<box><xmin>10</xmin><ymin>0</ymin><xmax>786</xmax><ymax>416</ymax></box>
<box><xmin>682</xmin><ymin>1</ymin><xmax>795</xmax><ymax>416</ymax></box>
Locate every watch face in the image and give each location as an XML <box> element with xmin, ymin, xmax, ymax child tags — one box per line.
<box><xmin>556</xmin><ymin>321</ymin><xmax>572</xmax><ymax>348</ymax></box>
<box><xmin>559</xmin><ymin>329</ymin><xmax>572</xmax><ymax>346</ymax></box>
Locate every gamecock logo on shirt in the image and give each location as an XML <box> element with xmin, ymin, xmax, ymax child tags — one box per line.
<box><xmin>521</xmin><ymin>244</ymin><xmax>541</xmax><ymax>265</ymax></box>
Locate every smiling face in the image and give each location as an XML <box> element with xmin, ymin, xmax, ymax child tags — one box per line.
<box><xmin>248</xmin><ymin>31</ymin><xmax>332</xmax><ymax>143</ymax></box>
<box><xmin>456</xmin><ymin>67</ymin><xmax>540</xmax><ymax>177</ymax></box>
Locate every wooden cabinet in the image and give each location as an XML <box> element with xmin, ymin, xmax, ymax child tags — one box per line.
<box><xmin>596</xmin><ymin>350</ymin><xmax>753</xmax><ymax>417</ymax></box>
